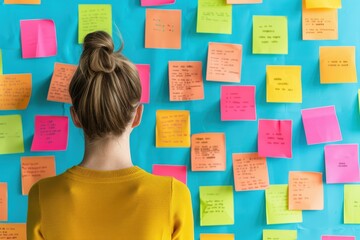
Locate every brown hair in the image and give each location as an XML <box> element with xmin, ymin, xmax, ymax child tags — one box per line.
<box><xmin>69</xmin><ymin>31</ymin><xmax>141</xmax><ymax>141</ymax></box>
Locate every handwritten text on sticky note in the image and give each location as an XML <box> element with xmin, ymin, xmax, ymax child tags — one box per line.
<box><xmin>0</xmin><ymin>74</ymin><xmax>32</xmax><ymax>110</ymax></box>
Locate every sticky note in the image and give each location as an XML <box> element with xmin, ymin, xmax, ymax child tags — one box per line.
<box><xmin>4</xmin><ymin>0</ymin><xmax>40</xmax><ymax>4</ymax></box>
<box><xmin>322</xmin><ymin>236</ymin><xmax>355</xmax><ymax>240</ymax></box>
<box><xmin>301</xmin><ymin>106</ymin><xmax>342</xmax><ymax>145</ymax></box>
<box><xmin>320</xmin><ymin>46</ymin><xmax>357</xmax><ymax>84</ymax></box>
<box><xmin>20</xmin><ymin>19</ymin><xmax>57</xmax><ymax>58</ymax></box>
<box><xmin>302</xmin><ymin>1</ymin><xmax>338</xmax><ymax>40</ymax></box>
<box><xmin>289</xmin><ymin>172</ymin><xmax>324</xmax><ymax>210</ymax></box>
<box><xmin>191</xmin><ymin>133</ymin><xmax>226</xmax><ymax>171</ymax></box>
<box><xmin>221</xmin><ymin>86</ymin><xmax>256</xmax><ymax>121</ymax></box>
<box><xmin>31</xmin><ymin>116</ymin><xmax>69</xmax><ymax>151</ymax></box>
<box><xmin>47</xmin><ymin>63</ymin><xmax>77</xmax><ymax>104</ymax></box>
<box><xmin>233</xmin><ymin>153</ymin><xmax>269</xmax><ymax>191</ymax></box>
<box><xmin>169</xmin><ymin>61</ymin><xmax>204</xmax><ymax>101</ymax></box>
<box><xmin>200</xmin><ymin>234</ymin><xmax>234</xmax><ymax>240</ymax></box>
<box><xmin>266</xmin><ymin>66</ymin><xmax>302</xmax><ymax>103</ymax></box>
<box><xmin>263</xmin><ymin>230</ymin><xmax>297</xmax><ymax>240</ymax></box>
<box><xmin>0</xmin><ymin>115</ymin><xmax>24</xmax><ymax>155</ymax></box>
<box><xmin>344</xmin><ymin>185</ymin><xmax>360</xmax><ymax>224</ymax></box>
<box><xmin>305</xmin><ymin>0</ymin><xmax>341</xmax><ymax>9</ymax></box>
<box><xmin>227</xmin><ymin>0</ymin><xmax>261</xmax><ymax>3</ymax></box>
<box><xmin>0</xmin><ymin>224</ymin><xmax>26</xmax><ymax>239</ymax></box>
<box><xmin>258</xmin><ymin>119</ymin><xmax>292</xmax><ymax>158</ymax></box>
<box><xmin>197</xmin><ymin>0</ymin><xmax>232</xmax><ymax>34</ymax></box>
<box><xmin>152</xmin><ymin>164</ymin><xmax>187</xmax><ymax>184</ymax></box>
<box><xmin>21</xmin><ymin>156</ymin><xmax>56</xmax><ymax>195</ymax></box>
<box><xmin>0</xmin><ymin>74</ymin><xmax>32</xmax><ymax>110</ymax></box>
<box><xmin>78</xmin><ymin>4</ymin><xmax>112</xmax><ymax>44</ymax></box>
<box><xmin>325</xmin><ymin>144</ymin><xmax>359</xmax><ymax>184</ymax></box>
<box><xmin>141</xmin><ymin>0</ymin><xmax>175</xmax><ymax>6</ymax></box>
<box><xmin>206</xmin><ymin>42</ymin><xmax>242</xmax><ymax>83</ymax></box>
<box><xmin>135</xmin><ymin>64</ymin><xmax>150</xmax><ymax>104</ymax></box>
<box><xmin>145</xmin><ymin>9</ymin><xmax>181</xmax><ymax>49</ymax></box>
<box><xmin>253</xmin><ymin>16</ymin><xmax>288</xmax><ymax>54</ymax></box>
<box><xmin>0</xmin><ymin>183</ymin><xmax>7</xmax><ymax>221</ymax></box>
<box><xmin>0</xmin><ymin>49</ymin><xmax>2</xmax><ymax>74</ymax></box>
<box><xmin>156</xmin><ymin>110</ymin><xmax>190</xmax><ymax>148</ymax></box>
<box><xmin>200</xmin><ymin>186</ymin><xmax>234</xmax><ymax>226</ymax></box>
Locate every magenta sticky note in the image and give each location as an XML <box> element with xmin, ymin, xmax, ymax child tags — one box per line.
<box><xmin>31</xmin><ymin>116</ymin><xmax>68</xmax><ymax>151</ymax></box>
<box><xmin>20</xmin><ymin>19</ymin><xmax>57</xmax><ymax>59</ymax></box>
<box><xmin>258</xmin><ymin>119</ymin><xmax>292</xmax><ymax>158</ymax></box>
<box><xmin>301</xmin><ymin>106</ymin><xmax>342</xmax><ymax>145</ymax></box>
<box><xmin>220</xmin><ymin>85</ymin><xmax>256</xmax><ymax>121</ymax></box>
<box><xmin>141</xmin><ymin>0</ymin><xmax>175</xmax><ymax>7</ymax></box>
<box><xmin>322</xmin><ymin>236</ymin><xmax>355</xmax><ymax>240</ymax></box>
<box><xmin>325</xmin><ymin>144</ymin><xmax>359</xmax><ymax>184</ymax></box>
<box><xmin>152</xmin><ymin>164</ymin><xmax>187</xmax><ymax>184</ymax></box>
<box><xmin>136</xmin><ymin>64</ymin><xmax>150</xmax><ymax>104</ymax></box>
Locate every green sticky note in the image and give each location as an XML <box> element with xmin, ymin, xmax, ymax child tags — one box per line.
<box><xmin>200</xmin><ymin>186</ymin><xmax>234</xmax><ymax>226</ymax></box>
<box><xmin>0</xmin><ymin>49</ymin><xmax>2</xmax><ymax>74</ymax></box>
<box><xmin>253</xmin><ymin>16</ymin><xmax>288</xmax><ymax>54</ymax></box>
<box><xmin>344</xmin><ymin>185</ymin><xmax>360</xmax><ymax>224</ymax></box>
<box><xmin>265</xmin><ymin>185</ymin><xmax>302</xmax><ymax>224</ymax></box>
<box><xmin>263</xmin><ymin>230</ymin><xmax>297</xmax><ymax>240</ymax></box>
<box><xmin>78</xmin><ymin>4</ymin><xmax>112</xmax><ymax>44</ymax></box>
<box><xmin>197</xmin><ymin>0</ymin><xmax>232</xmax><ymax>34</ymax></box>
<box><xmin>0</xmin><ymin>115</ymin><xmax>24</xmax><ymax>154</ymax></box>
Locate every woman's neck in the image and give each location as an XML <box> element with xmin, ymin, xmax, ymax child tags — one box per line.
<box><xmin>79</xmin><ymin>133</ymin><xmax>133</xmax><ymax>171</ymax></box>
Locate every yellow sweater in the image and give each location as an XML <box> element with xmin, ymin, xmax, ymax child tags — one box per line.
<box><xmin>27</xmin><ymin>166</ymin><xmax>194</xmax><ymax>240</ymax></box>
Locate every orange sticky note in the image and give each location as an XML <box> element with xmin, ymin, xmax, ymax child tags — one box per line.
<box><xmin>0</xmin><ymin>74</ymin><xmax>32</xmax><ymax>110</ymax></box>
<box><xmin>302</xmin><ymin>0</ymin><xmax>338</xmax><ymax>40</ymax></box>
<box><xmin>0</xmin><ymin>183</ymin><xmax>7</xmax><ymax>221</ymax></box>
<box><xmin>200</xmin><ymin>234</ymin><xmax>234</xmax><ymax>240</ymax></box>
<box><xmin>289</xmin><ymin>172</ymin><xmax>324</xmax><ymax>210</ymax></box>
<box><xmin>227</xmin><ymin>0</ymin><xmax>261</xmax><ymax>3</ymax></box>
<box><xmin>320</xmin><ymin>46</ymin><xmax>357</xmax><ymax>84</ymax></box>
<box><xmin>169</xmin><ymin>61</ymin><xmax>204</xmax><ymax>101</ymax></box>
<box><xmin>21</xmin><ymin>156</ymin><xmax>56</xmax><ymax>195</ymax></box>
<box><xmin>206</xmin><ymin>42</ymin><xmax>242</xmax><ymax>83</ymax></box>
<box><xmin>145</xmin><ymin>9</ymin><xmax>181</xmax><ymax>49</ymax></box>
<box><xmin>305</xmin><ymin>0</ymin><xmax>341</xmax><ymax>9</ymax></box>
<box><xmin>0</xmin><ymin>224</ymin><xmax>26</xmax><ymax>239</ymax></box>
<box><xmin>4</xmin><ymin>0</ymin><xmax>40</xmax><ymax>4</ymax></box>
<box><xmin>232</xmin><ymin>153</ymin><xmax>269</xmax><ymax>191</ymax></box>
<box><xmin>191</xmin><ymin>133</ymin><xmax>226</xmax><ymax>171</ymax></box>
<box><xmin>156</xmin><ymin>110</ymin><xmax>190</xmax><ymax>148</ymax></box>
<box><xmin>47</xmin><ymin>63</ymin><xmax>77</xmax><ymax>104</ymax></box>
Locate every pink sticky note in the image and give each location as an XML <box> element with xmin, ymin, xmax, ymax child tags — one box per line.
<box><xmin>31</xmin><ymin>116</ymin><xmax>68</xmax><ymax>151</ymax></box>
<box><xmin>20</xmin><ymin>19</ymin><xmax>57</xmax><ymax>59</ymax></box>
<box><xmin>258</xmin><ymin>119</ymin><xmax>292</xmax><ymax>158</ymax></box>
<box><xmin>302</xmin><ymin>106</ymin><xmax>342</xmax><ymax>145</ymax></box>
<box><xmin>324</xmin><ymin>144</ymin><xmax>359</xmax><ymax>184</ymax></box>
<box><xmin>141</xmin><ymin>0</ymin><xmax>175</xmax><ymax>6</ymax></box>
<box><xmin>152</xmin><ymin>164</ymin><xmax>187</xmax><ymax>184</ymax></box>
<box><xmin>136</xmin><ymin>64</ymin><xmax>150</xmax><ymax>104</ymax></box>
<box><xmin>322</xmin><ymin>236</ymin><xmax>355</xmax><ymax>240</ymax></box>
<box><xmin>220</xmin><ymin>86</ymin><xmax>256</xmax><ymax>121</ymax></box>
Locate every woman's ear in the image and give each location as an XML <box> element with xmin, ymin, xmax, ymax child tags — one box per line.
<box><xmin>70</xmin><ymin>106</ymin><xmax>82</xmax><ymax>128</ymax></box>
<box><xmin>131</xmin><ymin>104</ymin><xmax>143</xmax><ymax>128</ymax></box>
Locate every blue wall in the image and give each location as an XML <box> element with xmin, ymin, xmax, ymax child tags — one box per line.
<box><xmin>1</xmin><ymin>0</ymin><xmax>360</xmax><ymax>239</ymax></box>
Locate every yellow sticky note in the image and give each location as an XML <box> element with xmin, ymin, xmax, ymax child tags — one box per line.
<box><xmin>265</xmin><ymin>185</ymin><xmax>302</xmax><ymax>224</ymax></box>
<box><xmin>197</xmin><ymin>0</ymin><xmax>232</xmax><ymax>34</ymax></box>
<box><xmin>266</xmin><ymin>66</ymin><xmax>302</xmax><ymax>103</ymax></box>
<box><xmin>263</xmin><ymin>230</ymin><xmax>297</xmax><ymax>240</ymax></box>
<box><xmin>200</xmin><ymin>186</ymin><xmax>234</xmax><ymax>226</ymax></box>
<box><xmin>0</xmin><ymin>49</ymin><xmax>2</xmax><ymax>74</ymax></box>
<box><xmin>253</xmin><ymin>16</ymin><xmax>288</xmax><ymax>54</ymax></box>
<box><xmin>0</xmin><ymin>115</ymin><xmax>24</xmax><ymax>155</ymax></box>
<box><xmin>156</xmin><ymin>110</ymin><xmax>190</xmax><ymax>148</ymax></box>
<box><xmin>344</xmin><ymin>185</ymin><xmax>360</xmax><ymax>224</ymax></box>
<box><xmin>305</xmin><ymin>0</ymin><xmax>341</xmax><ymax>9</ymax></box>
<box><xmin>200</xmin><ymin>233</ymin><xmax>234</xmax><ymax>240</ymax></box>
<box><xmin>78</xmin><ymin>4</ymin><xmax>112</xmax><ymax>44</ymax></box>
<box><xmin>320</xmin><ymin>46</ymin><xmax>357</xmax><ymax>84</ymax></box>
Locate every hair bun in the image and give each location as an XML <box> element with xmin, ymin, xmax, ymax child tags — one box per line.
<box><xmin>83</xmin><ymin>31</ymin><xmax>116</xmax><ymax>73</ymax></box>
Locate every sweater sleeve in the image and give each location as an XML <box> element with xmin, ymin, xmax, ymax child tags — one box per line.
<box><xmin>27</xmin><ymin>182</ymin><xmax>45</xmax><ymax>240</ymax></box>
<box><xmin>171</xmin><ymin>179</ymin><xmax>194</xmax><ymax>240</ymax></box>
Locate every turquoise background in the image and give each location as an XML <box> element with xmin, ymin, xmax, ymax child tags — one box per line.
<box><xmin>1</xmin><ymin>0</ymin><xmax>360</xmax><ymax>239</ymax></box>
